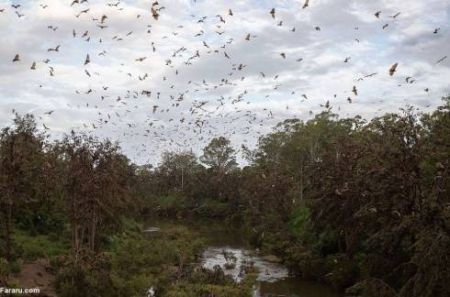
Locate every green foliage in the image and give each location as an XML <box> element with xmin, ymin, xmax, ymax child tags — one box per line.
<box><xmin>55</xmin><ymin>254</ymin><xmax>113</xmax><ymax>297</ymax></box>
<box><xmin>15</xmin><ymin>209</ymin><xmax>66</xmax><ymax>236</ymax></box>
<box><xmin>165</xmin><ymin>282</ymin><xmax>253</xmax><ymax>297</ymax></box>
<box><xmin>193</xmin><ymin>198</ymin><xmax>229</xmax><ymax>217</ymax></box>
<box><xmin>200</xmin><ymin>136</ymin><xmax>237</xmax><ymax>173</ymax></box>
<box><xmin>54</xmin><ymin>223</ymin><xmax>256</xmax><ymax>297</ymax></box>
<box><xmin>165</xmin><ymin>266</ymin><xmax>256</xmax><ymax>297</ymax></box>
<box><xmin>157</xmin><ymin>194</ymin><xmax>187</xmax><ymax>213</ymax></box>
<box><xmin>12</xmin><ymin>230</ymin><xmax>69</xmax><ymax>261</ymax></box>
<box><xmin>289</xmin><ymin>207</ymin><xmax>312</xmax><ymax>242</ymax></box>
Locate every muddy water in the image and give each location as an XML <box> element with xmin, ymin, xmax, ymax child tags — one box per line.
<box><xmin>202</xmin><ymin>247</ymin><xmax>289</xmax><ymax>282</ymax></box>
<box><xmin>149</xmin><ymin>219</ymin><xmax>341</xmax><ymax>297</ymax></box>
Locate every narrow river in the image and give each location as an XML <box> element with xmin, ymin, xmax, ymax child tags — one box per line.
<box><xmin>147</xmin><ymin>219</ymin><xmax>341</xmax><ymax>297</ymax></box>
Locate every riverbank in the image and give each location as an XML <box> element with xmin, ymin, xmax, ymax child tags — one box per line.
<box><xmin>147</xmin><ymin>217</ymin><xmax>342</xmax><ymax>297</ymax></box>
<box><xmin>2</xmin><ymin>220</ymin><xmax>258</xmax><ymax>297</ymax></box>
<box><xmin>2</xmin><ymin>218</ymin><xmax>344</xmax><ymax>297</ymax></box>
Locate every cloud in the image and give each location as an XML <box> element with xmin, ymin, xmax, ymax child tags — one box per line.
<box><xmin>0</xmin><ymin>0</ymin><xmax>449</xmax><ymax>165</ymax></box>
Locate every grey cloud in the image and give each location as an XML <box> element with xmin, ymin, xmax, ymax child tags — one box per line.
<box><xmin>0</xmin><ymin>0</ymin><xmax>449</xmax><ymax>165</ymax></box>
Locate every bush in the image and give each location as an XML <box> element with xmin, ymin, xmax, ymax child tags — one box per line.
<box><xmin>193</xmin><ymin>198</ymin><xmax>229</xmax><ymax>218</ymax></box>
<box><xmin>55</xmin><ymin>254</ymin><xmax>114</xmax><ymax>297</ymax></box>
<box><xmin>13</xmin><ymin>230</ymin><xmax>69</xmax><ymax>261</ymax></box>
<box><xmin>289</xmin><ymin>206</ymin><xmax>312</xmax><ymax>241</ymax></box>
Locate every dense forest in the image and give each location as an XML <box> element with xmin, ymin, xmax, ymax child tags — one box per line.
<box><xmin>1</xmin><ymin>97</ymin><xmax>449</xmax><ymax>297</ymax></box>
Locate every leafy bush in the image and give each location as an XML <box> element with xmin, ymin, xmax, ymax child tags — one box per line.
<box><xmin>13</xmin><ymin>230</ymin><xmax>69</xmax><ymax>261</ymax></box>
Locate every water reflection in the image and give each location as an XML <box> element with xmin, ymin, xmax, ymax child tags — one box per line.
<box><xmin>202</xmin><ymin>247</ymin><xmax>288</xmax><ymax>282</ymax></box>
<box><xmin>201</xmin><ymin>246</ymin><xmax>341</xmax><ymax>297</ymax></box>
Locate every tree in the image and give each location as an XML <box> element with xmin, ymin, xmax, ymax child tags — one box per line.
<box><xmin>198</xmin><ymin>137</ymin><xmax>238</xmax><ymax>204</ymax></box>
<box><xmin>59</xmin><ymin>132</ymin><xmax>133</xmax><ymax>261</ymax></box>
<box><xmin>200</xmin><ymin>137</ymin><xmax>237</xmax><ymax>174</ymax></box>
<box><xmin>0</xmin><ymin>114</ymin><xmax>46</xmax><ymax>260</ymax></box>
<box><xmin>157</xmin><ymin>151</ymin><xmax>201</xmax><ymax>193</ymax></box>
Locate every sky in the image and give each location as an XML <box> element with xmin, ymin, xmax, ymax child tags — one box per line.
<box><xmin>0</xmin><ymin>0</ymin><xmax>449</xmax><ymax>165</ymax></box>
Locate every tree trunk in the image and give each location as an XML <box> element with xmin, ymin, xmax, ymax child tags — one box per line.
<box><xmin>299</xmin><ymin>159</ymin><xmax>304</xmax><ymax>203</ymax></box>
<box><xmin>2</xmin><ymin>199</ymin><xmax>13</xmax><ymax>261</ymax></box>
<box><xmin>345</xmin><ymin>229</ymin><xmax>358</xmax><ymax>258</ymax></box>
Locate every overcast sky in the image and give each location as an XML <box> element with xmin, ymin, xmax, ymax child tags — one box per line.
<box><xmin>0</xmin><ymin>0</ymin><xmax>449</xmax><ymax>165</ymax></box>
